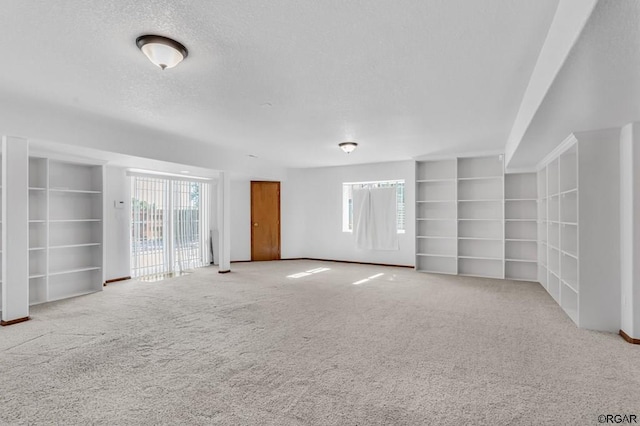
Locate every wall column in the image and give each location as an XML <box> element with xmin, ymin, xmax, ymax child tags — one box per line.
<box><xmin>620</xmin><ymin>123</ymin><xmax>640</xmax><ymax>342</ymax></box>
<box><xmin>1</xmin><ymin>136</ymin><xmax>29</xmax><ymax>325</ymax></box>
<box><xmin>217</xmin><ymin>171</ymin><xmax>231</xmax><ymax>273</ymax></box>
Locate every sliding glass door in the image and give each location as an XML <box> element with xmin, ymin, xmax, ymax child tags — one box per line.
<box><xmin>131</xmin><ymin>175</ymin><xmax>211</xmax><ymax>279</ymax></box>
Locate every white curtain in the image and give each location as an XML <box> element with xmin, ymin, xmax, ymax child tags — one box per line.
<box><xmin>353</xmin><ymin>187</ymin><xmax>399</xmax><ymax>250</ymax></box>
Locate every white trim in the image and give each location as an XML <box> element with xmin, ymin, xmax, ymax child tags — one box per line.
<box><xmin>343</xmin><ymin>179</ymin><xmax>404</xmax><ymax>186</ymax></box>
<box><xmin>505</xmin><ymin>167</ymin><xmax>538</xmax><ymax>174</ymax></box>
<box><xmin>537</xmin><ymin>133</ymin><xmax>578</xmax><ymax>171</ymax></box>
<box><xmin>413</xmin><ymin>150</ymin><xmax>504</xmax><ymax>162</ymax></box>
<box><xmin>126</xmin><ymin>169</ymin><xmax>212</xmax><ymax>182</ymax></box>
<box><xmin>28</xmin><ymin>149</ymin><xmax>108</xmax><ymax>166</ymax></box>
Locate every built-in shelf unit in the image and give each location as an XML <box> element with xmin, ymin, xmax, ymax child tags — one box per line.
<box><xmin>457</xmin><ymin>156</ymin><xmax>504</xmax><ymax>279</ymax></box>
<box><xmin>535</xmin><ymin>132</ymin><xmax>620</xmax><ymax>331</ymax></box>
<box><xmin>416</xmin><ymin>155</ymin><xmax>510</xmax><ymax>279</ymax></box>
<box><xmin>28</xmin><ymin>157</ymin><xmax>105</xmax><ymax>305</ymax></box>
<box><xmin>415</xmin><ymin>158</ymin><xmax>458</xmax><ymax>275</ymax></box>
<box><xmin>504</xmin><ymin>172</ymin><xmax>537</xmax><ymax>281</ymax></box>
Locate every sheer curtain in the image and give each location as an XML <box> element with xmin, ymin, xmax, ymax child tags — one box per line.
<box><xmin>353</xmin><ymin>187</ymin><xmax>399</xmax><ymax>250</ymax></box>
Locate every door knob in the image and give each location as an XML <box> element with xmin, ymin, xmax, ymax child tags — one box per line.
<box><xmin>253</xmin><ymin>222</ymin><xmax>258</xmax><ymax>227</ymax></box>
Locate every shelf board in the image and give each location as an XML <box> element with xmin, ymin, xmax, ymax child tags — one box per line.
<box><xmin>49</xmin><ymin>188</ymin><xmax>102</xmax><ymax>194</ymax></box>
<box><xmin>548</xmin><ymin>245</ymin><xmax>560</xmax><ymax>252</ymax></box>
<box><xmin>562</xmin><ymin>279</ymin><xmax>578</xmax><ymax>293</ymax></box>
<box><xmin>416</xmin><ymin>269</ymin><xmax>457</xmax><ymax>275</ymax></box>
<box><xmin>28</xmin><ymin>219</ymin><xmax>46</xmax><ymax>223</ymax></box>
<box><xmin>416</xmin><ymin>179</ymin><xmax>455</xmax><ymax>183</ymax></box>
<box><xmin>49</xmin><ymin>266</ymin><xmax>102</xmax><ymax>276</ymax></box>
<box><xmin>50</xmin><ymin>243</ymin><xmax>101</xmax><ymax>250</ymax></box>
<box><xmin>505</xmin><ymin>276</ymin><xmax>538</xmax><ymax>282</ymax></box>
<box><xmin>49</xmin><ymin>219</ymin><xmax>102</xmax><ymax>223</ymax></box>
<box><xmin>416</xmin><ymin>218</ymin><xmax>456</xmax><ymax>221</ymax></box>
<box><xmin>28</xmin><ymin>274</ymin><xmax>46</xmax><ymax>279</ymax></box>
<box><xmin>505</xmin><ymin>198</ymin><xmax>537</xmax><ymax>201</ymax></box>
<box><xmin>458</xmin><ymin>256</ymin><xmax>503</xmax><ymax>261</ymax></box>
<box><xmin>458</xmin><ymin>199</ymin><xmax>502</xmax><ymax>202</ymax></box>
<box><xmin>505</xmin><ymin>239</ymin><xmax>537</xmax><ymax>242</ymax></box>
<box><xmin>47</xmin><ymin>289</ymin><xmax>101</xmax><ymax>303</ymax></box>
<box><xmin>560</xmin><ymin>188</ymin><xmax>577</xmax><ymax>196</ymax></box>
<box><xmin>28</xmin><ymin>247</ymin><xmax>46</xmax><ymax>251</ymax></box>
<box><xmin>416</xmin><ymin>253</ymin><xmax>456</xmax><ymax>258</ymax></box>
<box><xmin>549</xmin><ymin>270</ymin><xmax>560</xmax><ymax>280</ymax></box>
<box><xmin>458</xmin><ymin>218</ymin><xmax>503</xmax><ymax>221</ymax></box>
<box><xmin>561</xmin><ymin>222</ymin><xmax>578</xmax><ymax>226</ymax></box>
<box><xmin>29</xmin><ymin>187</ymin><xmax>46</xmax><ymax>191</ymax></box>
<box><xmin>504</xmin><ymin>219</ymin><xmax>536</xmax><ymax>222</ymax></box>
<box><xmin>459</xmin><ymin>273</ymin><xmax>503</xmax><ymax>279</ymax></box>
<box><xmin>457</xmin><ymin>176</ymin><xmax>502</xmax><ymax>181</ymax></box>
<box><xmin>505</xmin><ymin>258</ymin><xmax>537</xmax><ymax>263</ymax></box>
<box><xmin>416</xmin><ymin>235</ymin><xmax>456</xmax><ymax>239</ymax></box>
<box><xmin>458</xmin><ymin>237</ymin><xmax>501</xmax><ymax>241</ymax></box>
<box><xmin>416</xmin><ymin>200</ymin><xmax>456</xmax><ymax>204</ymax></box>
<box><xmin>561</xmin><ymin>251</ymin><xmax>578</xmax><ymax>260</ymax></box>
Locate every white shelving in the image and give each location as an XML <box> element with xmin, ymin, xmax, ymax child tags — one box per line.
<box><xmin>26</xmin><ymin>158</ymin><xmax>105</xmax><ymax>305</ymax></box>
<box><xmin>457</xmin><ymin>156</ymin><xmax>504</xmax><ymax>278</ymax></box>
<box><xmin>416</xmin><ymin>155</ymin><xmax>504</xmax><ymax>279</ymax></box>
<box><xmin>538</xmin><ymin>143</ymin><xmax>577</xmax><ymax>324</ymax></box>
<box><xmin>504</xmin><ymin>173</ymin><xmax>537</xmax><ymax>281</ymax></box>
<box><xmin>535</xmin><ymin>134</ymin><xmax>620</xmax><ymax>331</ymax></box>
<box><xmin>537</xmin><ymin>165</ymin><xmax>548</xmax><ymax>290</ymax></box>
<box><xmin>415</xmin><ymin>159</ymin><xmax>457</xmax><ymax>275</ymax></box>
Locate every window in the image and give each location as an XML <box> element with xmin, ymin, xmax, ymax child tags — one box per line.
<box><xmin>342</xmin><ymin>180</ymin><xmax>405</xmax><ymax>233</ymax></box>
<box><xmin>130</xmin><ymin>175</ymin><xmax>211</xmax><ymax>279</ymax></box>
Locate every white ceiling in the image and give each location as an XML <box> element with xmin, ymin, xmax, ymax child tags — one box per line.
<box><xmin>0</xmin><ymin>0</ymin><xmax>560</xmax><ymax>169</ymax></box>
<box><xmin>508</xmin><ymin>0</ymin><xmax>640</xmax><ymax>169</ymax></box>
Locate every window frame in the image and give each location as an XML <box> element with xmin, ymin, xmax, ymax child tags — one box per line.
<box><xmin>342</xmin><ymin>179</ymin><xmax>406</xmax><ymax>234</ymax></box>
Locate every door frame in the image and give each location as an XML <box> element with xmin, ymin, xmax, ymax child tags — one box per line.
<box><xmin>250</xmin><ymin>181</ymin><xmax>281</xmax><ymax>261</ymax></box>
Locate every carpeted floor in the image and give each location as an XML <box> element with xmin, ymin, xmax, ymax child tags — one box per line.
<box><xmin>1</xmin><ymin>260</ymin><xmax>638</xmax><ymax>425</ymax></box>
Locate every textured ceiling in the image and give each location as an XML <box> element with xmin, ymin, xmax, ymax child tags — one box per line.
<box><xmin>0</xmin><ymin>0</ymin><xmax>559</xmax><ymax>168</ymax></box>
<box><xmin>509</xmin><ymin>0</ymin><xmax>640</xmax><ymax>168</ymax></box>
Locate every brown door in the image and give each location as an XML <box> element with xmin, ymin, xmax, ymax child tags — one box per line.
<box><xmin>251</xmin><ymin>181</ymin><xmax>281</xmax><ymax>261</ymax></box>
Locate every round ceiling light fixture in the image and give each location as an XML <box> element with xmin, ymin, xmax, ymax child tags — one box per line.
<box><xmin>339</xmin><ymin>141</ymin><xmax>358</xmax><ymax>154</ymax></box>
<box><xmin>136</xmin><ymin>35</ymin><xmax>188</xmax><ymax>70</ymax></box>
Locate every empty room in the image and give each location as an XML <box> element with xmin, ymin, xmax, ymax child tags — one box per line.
<box><xmin>1</xmin><ymin>0</ymin><xmax>639</xmax><ymax>424</ymax></box>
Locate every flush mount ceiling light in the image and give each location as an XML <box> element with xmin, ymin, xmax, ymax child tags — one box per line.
<box><xmin>136</xmin><ymin>35</ymin><xmax>188</xmax><ymax>70</ymax></box>
<box><xmin>339</xmin><ymin>141</ymin><xmax>358</xmax><ymax>154</ymax></box>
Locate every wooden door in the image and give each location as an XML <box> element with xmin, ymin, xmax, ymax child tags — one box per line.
<box><xmin>251</xmin><ymin>181</ymin><xmax>281</xmax><ymax>261</ymax></box>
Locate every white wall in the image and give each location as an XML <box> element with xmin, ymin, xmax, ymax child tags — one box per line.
<box><xmin>282</xmin><ymin>160</ymin><xmax>415</xmax><ymax>266</ymax></box>
<box><xmin>230</xmin><ymin>179</ymin><xmax>251</xmax><ymax>262</ymax></box>
<box><xmin>620</xmin><ymin>122</ymin><xmax>640</xmax><ymax>339</ymax></box>
<box><xmin>104</xmin><ymin>166</ymin><xmax>131</xmax><ymax>280</ymax></box>
<box><xmin>281</xmin><ymin>169</ymin><xmax>308</xmax><ymax>259</ymax></box>
<box><xmin>0</xmin><ymin>93</ymin><xmax>286</xmax><ymax>182</ymax></box>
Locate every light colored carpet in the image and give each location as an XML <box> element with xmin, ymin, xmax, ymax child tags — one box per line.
<box><xmin>0</xmin><ymin>260</ymin><xmax>638</xmax><ymax>425</ymax></box>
